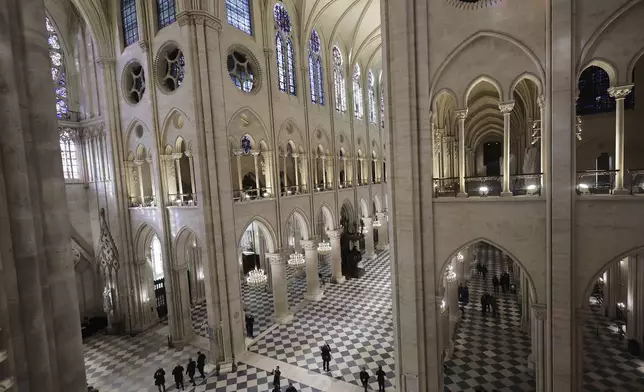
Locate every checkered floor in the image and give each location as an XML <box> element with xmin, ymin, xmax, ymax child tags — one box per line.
<box><xmin>250</xmin><ymin>250</ymin><xmax>396</xmax><ymax>391</ymax></box>
<box><xmin>443</xmin><ymin>243</ymin><xmax>535</xmax><ymax>392</ymax></box>
<box><xmin>84</xmin><ymin>327</ymin><xmax>322</xmax><ymax>392</ymax></box>
<box><xmin>583</xmin><ymin>312</ymin><xmax>644</xmax><ymax>391</ymax></box>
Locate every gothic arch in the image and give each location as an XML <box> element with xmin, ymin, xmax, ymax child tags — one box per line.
<box><xmin>134</xmin><ymin>223</ymin><xmax>162</xmax><ymax>264</ymax></box>
<box><xmin>161</xmin><ymin>107</ymin><xmax>192</xmax><ymax>144</ymax></box>
<box><xmin>627</xmin><ymin>47</ymin><xmax>644</xmax><ymax>82</ymax></box>
<box><xmin>373</xmin><ymin>194</ymin><xmax>382</xmax><ymax>212</ymax></box>
<box><xmin>237</xmin><ymin>217</ymin><xmax>277</xmax><ymax>254</ymax></box>
<box><xmin>359</xmin><ymin>197</ymin><xmax>370</xmax><ymax>218</ymax></box>
<box><xmin>174</xmin><ymin>227</ymin><xmax>201</xmax><ymax>268</ymax></box>
<box><xmin>283</xmin><ymin>208</ymin><xmax>311</xmax><ymax>241</ymax></box>
<box><xmin>464</xmin><ymin>75</ymin><xmax>504</xmax><ymax>104</ymax></box>
<box><xmin>509</xmin><ymin>72</ymin><xmax>544</xmax><ymax>96</ymax></box>
<box><xmin>579</xmin><ymin>59</ymin><xmax>618</xmax><ymax>86</ymax></box>
<box><xmin>318</xmin><ymin>203</ymin><xmax>336</xmax><ymax>231</ymax></box>
<box><xmin>227</xmin><ymin>107</ymin><xmax>272</xmax><ymax>145</ymax></box>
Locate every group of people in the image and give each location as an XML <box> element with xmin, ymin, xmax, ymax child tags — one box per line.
<box><xmin>320</xmin><ymin>342</ymin><xmax>388</xmax><ymax>391</ymax></box>
<box><xmin>492</xmin><ymin>272</ymin><xmax>511</xmax><ymax>293</ymax></box>
<box><xmin>475</xmin><ymin>262</ymin><xmax>488</xmax><ymax>278</ymax></box>
<box><xmin>270</xmin><ymin>366</ymin><xmax>298</xmax><ymax>391</ymax></box>
<box><xmin>480</xmin><ymin>293</ymin><xmax>499</xmax><ymax>317</ymax></box>
<box><xmin>153</xmin><ymin>351</ymin><xmax>206</xmax><ymax>391</ymax></box>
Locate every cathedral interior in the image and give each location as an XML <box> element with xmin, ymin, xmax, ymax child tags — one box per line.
<box><xmin>1</xmin><ymin>0</ymin><xmax>644</xmax><ymax>391</ymax></box>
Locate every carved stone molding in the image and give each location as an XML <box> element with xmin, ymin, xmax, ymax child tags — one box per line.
<box><xmin>498</xmin><ymin>101</ymin><xmax>516</xmax><ymax>114</ymax></box>
<box><xmin>532</xmin><ymin>303</ymin><xmax>546</xmax><ymax>320</ymax></box>
<box><xmin>138</xmin><ymin>40</ymin><xmax>149</xmax><ymax>53</ymax></box>
<box><xmin>177</xmin><ymin>11</ymin><xmax>222</xmax><ymax>31</ymax></box>
<box><xmin>95</xmin><ymin>57</ymin><xmax>116</xmax><ymax>69</ymax></box>
<box><xmin>607</xmin><ymin>84</ymin><xmax>634</xmax><ymax>99</ymax></box>
<box><xmin>455</xmin><ymin>108</ymin><xmax>468</xmax><ymax>119</ymax></box>
<box><xmin>445</xmin><ymin>0</ymin><xmax>502</xmax><ymax>10</ymax></box>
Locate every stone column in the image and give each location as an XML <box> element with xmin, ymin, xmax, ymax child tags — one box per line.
<box><xmin>172</xmin><ymin>263</ymin><xmax>194</xmax><ymax>344</ymax></box>
<box><xmin>538</xmin><ymin>95</ymin><xmax>545</xmax><ymax>187</ymax></box>
<box><xmin>292</xmin><ymin>153</ymin><xmax>300</xmax><ymax>191</ymax></box>
<box><xmin>607</xmin><ymin>85</ymin><xmax>633</xmax><ymax>194</ymax></box>
<box><xmin>282</xmin><ymin>152</ymin><xmax>288</xmax><ymax>190</ymax></box>
<box><xmin>363</xmin><ymin>217</ymin><xmax>375</xmax><ymax>260</ymax></box>
<box><xmin>376</xmin><ymin>212</ymin><xmax>389</xmax><ymax>250</ymax></box>
<box><xmin>445</xmin><ymin>273</ymin><xmax>460</xmax><ymax>358</ymax></box>
<box><xmin>342</xmin><ymin>157</ymin><xmax>348</xmax><ymax>186</ymax></box>
<box><xmin>455</xmin><ymin>109</ymin><xmax>468</xmax><ymax>197</ymax></box>
<box><xmin>301</xmin><ymin>240</ymin><xmax>323</xmax><ymax>301</ymax></box>
<box><xmin>233</xmin><ymin>149</ymin><xmax>243</xmax><ymax>191</ymax></box>
<box><xmin>499</xmin><ymin>101</ymin><xmax>515</xmax><ymax>196</ymax></box>
<box><xmin>327</xmin><ymin>230</ymin><xmax>345</xmax><ymax>283</ymax></box>
<box><xmin>262</xmin><ymin>151</ymin><xmax>274</xmax><ymax>196</ymax></box>
<box><xmin>532</xmin><ymin>304</ymin><xmax>546</xmax><ymax>391</ymax></box>
<box><xmin>321</xmin><ymin>156</ymin><xmax>328</xmax><ymax>189</ymax></box>
<box><xmin>174</xmin><ymin>153</ymin><xmax>185</xmax><ymax>203</ymax></box>
<box><xmin>186</xmin><ymin>151</ymin><xmax>196</xmax><ymax>195</ymax></box>
<box><xmin>252</xmin><ymin>151</ymin><xmax>261</xmax><ymax>193</ymax></box>
<box><xmin>606</xmin><ymin>264</ymin><xmax>619</xmax><ymax>319</ymax></box>
<box><xmin>134</xmin><ymin>160</ymin><xmax>145</xmax><ymax>204</ymax></box>
<box><xmin>266</xmin><ymin>253</ymin><xmax>292</xmax><ymax>323</ymax></box>
<box><xmin>0</xmin><ymin>0</ymin><xmax>87</xmax><ymax>388</ymax></box>
<box><xmin>146</xmin><ymin>157</ymin><xmax>156</xmax><ymax>205</ymax></box>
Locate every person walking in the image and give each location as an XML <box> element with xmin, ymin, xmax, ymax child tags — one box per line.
<box><xmin>186</xmin><ymin>358</ymin><xmax>197</xmax><ymax>386</ymax></box>
<box><xmin>490</xmin><ymin>295</ymin><xmax>498</xmax><ymax>317</ymax></box>
<box><xmin>153</xmin><ymin>368</ymin><xmax>166</xmax><ymax>392</ymax></box>
<box><xmin>285</xmin><ymin>382</ymin><xmax>298</xmax><ymax>392</ymax></box>
<box><xmin>271</xmin><ymin>366</ymin><xmax>281</xmax><ymax>390</ymax></box>
<box><xmin>492</xmin><ymin>275</ymin><xmax>500</xmax><ymax>293</ymax></box>
<box><xmin>360</xmin><ymin>367</ymin><xmax>370</xmax><ymax>391</ymax></box>
<box><xmin>320</xmin><ymin>343</ymin><xmax>332</xmax><ymax>371</ymax></box>
<box><xmin>482</xmin><ymin>265</ymin><xmax>488</xmax><ymax>279</ymax></box>
<box><xmin>245</xmin><ymin>313</ymin><xmax>255</xmax><ymax>338</ymax></box>
<box><xmin>480</xmin><ymin>294</ymin><xmax>487</xmax><ymax>315</ymax></box>
<box><xmin>375</xmin><ymin>365</ymin><xmax>386</xmax><ymax>392</ymax></box>
<box><xmin>172</xmin><ymin>364</ymin><xmax>185</xmax><ymax>390</ymax></box>
<box><xmin>197</xmin><ymin>351</ymin><xmax>206</xmax><ymax>379</ymax></box>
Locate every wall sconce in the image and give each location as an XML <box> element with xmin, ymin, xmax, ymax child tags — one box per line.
<box><xmin>441</xmin><ymin>299</ymin><xmax>446</xmax><ymax>312</ymax></box>
<box><xmin>478</xmin><ymin>186</ymin><xmax>489</xmax><ymax>197</ymax></box>
<box><xmin>526</xmin><ymin>184</ymin><xmax>538</xmax><ymax>195</ymax></box>
<box><xmin>577</xmin><ymin>183</ymin><xmax>590</xmax><ymax>195</ymax></box>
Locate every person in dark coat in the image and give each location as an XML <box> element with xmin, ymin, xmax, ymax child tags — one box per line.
<box><xmin>490</xmin><ymin>295</ymin><xmax>498</xmax><ymax>317</ymax></box>
<box><xmin>492</xmin><ymin>275</ymin><xmax>500</xmax><ymax>293</ymax></box>
<box><xmin>375</xmin><ymin>365</ymin><xmax>386</xmax><ymax>392</ymax></box>
<box><xmin>172</xmin><ymin>364</ymin><xmax>185</xmax><ymax>390</ymax></box>
<box><xmin>502</xmin><ymin>272</ymin><xmax>511</xmax><ymax>292</ymax></box>
<box><xmin>186</xmin><ymin>358</ymin><xmax>197</xmax><ymax>386</ymax></box>
<box><xmin>154</xmin><ymin>368</ymin><xmax>166</xmax><ymax>392</ymax></box>
<box><xmin>321</xmin><ymin>343</ymin><xmax>331</xmax><ymax>371</ymax></box>
<box><xmin>197</xmin><ymin>351</ymin><xmax>206</xmax><ymax>379</ymax></box>
<box><xmin>271</xmin><ymin>366</ymin><xmax>281</xmax><ymax>390</ymax></box>
<box><xmin>285</xmin><ymin>382</ymin><xmax>298</xmax><ymax>392</ymax></box>
<box><xmin>482</xmin><ymin>265</ymin><xmax>488</xmax><ymax>279</ymax></box>
<box><xmin>480</xmin><ymin>294</ymin><xmax>487</xmax><ymax>315</ymax></box>
<box><xmin>245</xmin><ymin>313</ymin><xmax>255</xmax><ymax>338</ymax></box>
<box><xmin>360</xmin><ymin>367</ymin><xmax>370</xmax><ymax>391</ymax></box>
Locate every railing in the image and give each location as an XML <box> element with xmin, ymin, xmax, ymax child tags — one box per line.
<box><xmin>628</xmin><ymin>169</ymin><xmax>644</xmax><ymax>195</ymax></box>
<box><xmin>338</xmin><ymin>181</ymin><xmax>353</xmax><ymax>189</ymax></box>
<box><xmin>576</xmin><ymin>170</ymin><xmax>617</xmax><ymax>195</ymax></box>
<box><xmin>464</xmin><ymin>176</ymin><xmax>502</xmax><ymax>197</ymax></box>
<box><xmin>433</xmin><ymin>177</ymin><xmax>459</xmax><ymax>198</ymax></box>
<box><xmin>357</xmin><ymin>179</ymin><xmax>370</xmax><ymax>186</ymax></box>
<box><xmin>314</xmin><ymin>182</ymin><xmax>334</xmax><ymax>192</ymax></box>
<box><xmin>167</xmin><ymin>193</ymin><xmax>198</xmax><ymax>207</ymax></box>
<box><xmin>233</xmin><ymin>187</ymin><xmax>274</xmax><ymax>202</ymax></box>
<box><xmin>511</xmin><ymin>173</ymin><xmax>543</xmax><ymax>196</ymax></box>
<box><xmin>129</xmin><ymin>196</ymin><xmax>157</xmax><ymax>207</ymax></box>
<box><xmin>281</xmin><ymin>184</ymin><xmax>308</xmax><ymax>197</ymax></box>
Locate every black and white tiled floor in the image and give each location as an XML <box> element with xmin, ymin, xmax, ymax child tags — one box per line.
<box><xmin>250</xmin><ymin>251</ymin><xmax>395</xmax><ymax>391</ymax></box>
<box><xmin>583</xmin><ymin>312</ymin><xmax>644</xmax><ymax>391</ymax></box>
<box><xmin>443</xmin><ymin>243</ymin><xmax>534</xmax><ymax>392</ymax></box>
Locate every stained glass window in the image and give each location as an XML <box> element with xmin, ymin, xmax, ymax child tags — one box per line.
<box><xmin>59</xmin><ymin>129</ymin><xmax>79</xmax><ymax>179</ymax></box>
<box><xmin>157</xmin><ymin>0</ymin><xmax>176</xmax><ymax>29</ymax></box>
<box><xmin>333</xmin><ymin>46</ymin><xmax>347</xmax><ymax>112</ymax></box>
<box><xmin>150</xmin><ymin>234</ymin><xmax>164</xmax><ymax>279</ymax></box>
<box><xmin>368</xmin><ymin>71</ymin><xmax>376</xmax><ymax>124</ymax></box>
<box><xmin>308</xmin><ymin>29</ymin><xmax>324</xmax><ymax>105</ymax></box>
<box><xmin>353</xmin><ymin>64</ymin><xmax>363</xmax><ymax>119</ymax></box>
<box><xmin>274</xmin><ymin>3</ymin><xmax>296</xmax><ymax>95</ymax></box>
<box><xmin>46</xmin><ymin>16</ymin><xmax>69</xmax><ymax>119</ymax></box>
<box><xmin>226</xmin><ymin>0</ymin><xmax>252</xmax><ymax>35</ymax></box>
<box><xmin>121</xmin><ymin>0</ymin><xmax>139</xmax><ymax>46</ymax></box>
<box><xmin>380</xmin><ymin>86</ymin><xmax>385</xmax><ymax>128</ymax></box>
<box><xmin>241</xmin><ymin>135</ymin><xmax>252</xmax><ymax>154</ymax></box>
<box><xmin>227</xmin><ymin>51</ymin><xmax>255</xmax><ymax>92</ymax></box>
<box><xmin>576</xmin><ymin>66</ymin><xmax>635</xmax><ymax>115</ymax></box>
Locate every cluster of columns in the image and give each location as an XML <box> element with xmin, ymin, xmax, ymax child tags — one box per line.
<box><xmin>314</xmin><ymin>155</ymin><xmax>331</xmax><ymax>190</ymax></box>
<box><xmin>159</xmin><ymin>152</ymin><xmax>197</xmax><ymax>205</ymax></box>
<box><xmin>232</xmin><ymin>149</ymin><xmax>275</xmax><ymax>197</ymax></box>
<box><xmin>607</xmin><ymin>84</ymin><xmax>634</xmax><ymax>194</ymax></box>
<box><xmin>280</xmin><ymin>151</ymin><xmax>305</xmax><ymax>193</ymax></box>
<box><xmin>127</xmin><ymin>158</ymin><xmax>155</xmax><ymax>206</ymax></box>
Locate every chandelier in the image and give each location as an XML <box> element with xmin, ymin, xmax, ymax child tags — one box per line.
<box><xmin>246</xmin><ymin>268</ymin><xmax>267</xmax><ymax>288</ymax></box>
<box><xmin>372</xmin><ymin>216</ymin><xmax>382</xmax><ymax>228</ymax></box>
<box><xmin>288</xmin><ymin>252</ymin><xmax>305</xmax><ymax>268</ymax></box>
<box><xmin>445</xmin><ymin>263</ymin><xmax>457</xmax><ymax>283</ymax></box>
<box><xmin>318</xmin><ymin>241</ymin><xmax>332</xmax><ymax>255</ymax></box>
<box><xmin>457</xmin><ymin>252</ymin><xmax>464</xmax><ymax>262</ymax></box>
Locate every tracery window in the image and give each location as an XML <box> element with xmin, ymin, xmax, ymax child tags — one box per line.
<box><xmin>59</xmin><ymin>129</ymin><xmax>79</xmax><ymax>179</ymax></box>
<box><xmin>226</xmin><ymin>0</ymin><xmax>252</xmax><ymax>35</ymax></box>
<box><xmin>353</xmin><ymin>64</ymin><xmax>363</xmax><ymax>119</ymax></box>
<box><xmin>150</xmin><ymin>234</ymin><xmax>164</xmax><ymax>279</ymax></box>
<box><xmin>46</xmin><ymin>16</ymin><xmax>69</xmax><ymax>119</ymax></box>
<box><xmin>368</xmin><ymin>71</ymin><xmax>376</xmax><ymax>124</ymax></box>
<box><xmin>380</xmin><ymin>71</ymin><xmax>385</xmax><ymax>128</ymax></box>
<box><xmin>308</xmin><ymin>29</ymin><xmax>324</xmax><ymax>105</ymax></box>
<box><xmin>156</xmin><ymin>0</ymin><xmax>176</xmax><ymax>29</ymax></box>
<box><xmin>274</xmin><ymin>3</ymin><xmax>296</xmax><ymax>95</ymax></box>
<box><xmin>121</xmin><ymin>0</ymin><xmax>139</xmax><ymax>47</ymax></box>
<box><xmin>577</xmin><ymin>66</ymin><xmax>635</xmax><ymax>115</ymax></box>
<box><xmin>227</xmin><ymin>51</ymin><xmax>255</xmax><ymax>93</ymax></box>
<box><xmin>332</xmin><ymin>46</ymin><xmax>347</xmax><ymax>113</ymax></box>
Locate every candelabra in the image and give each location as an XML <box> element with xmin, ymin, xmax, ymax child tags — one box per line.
<box><xmin>317</xmin><ymin>241</ymin><xmax>332</xmax><ymax>255</ymax></box>
<box><xmin>246</xmin><ymin>267</ymin><xmax>267</xmax><ymax>288</ymax></box>
<box><xmin>288</xmin><ymin>252</ymin><xmax>305</xmax><ymax>268</ymax></box>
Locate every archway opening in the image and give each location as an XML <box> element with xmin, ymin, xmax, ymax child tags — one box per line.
<box><xmin>147</xmin><ymin>233</ymin><xmax>167</xmax><ymax>320</ymax></box>
<box><xmin>284</xmin><ymin>212</ymin><xmax>309</xmax><ymax>309</ymax></box>
<box><xmin>581</xmin><ymin>252</ymin><xmax>644</xmax><ymax>391</ymax></box>
<box><xmin>175</xmin><ymin>229</ymin><xmax>206</xmax><ymax>338</ymax></box>
<box><xmin>442</xmin><ymin>240</ymin><xmax>536</xmax><ymax>391</ymax></box>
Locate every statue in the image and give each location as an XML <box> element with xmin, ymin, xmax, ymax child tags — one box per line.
<box><xmin>103</xmin><ymin>286</ymin><xmax>114</xmax><ymax>316</ymax></box>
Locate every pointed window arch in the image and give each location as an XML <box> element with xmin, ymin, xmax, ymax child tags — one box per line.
<box><xmin>226</xmin><ymin>0</ymin><xmax>252</xmax><ymax>35</ymax></box>
<box><xmin>308</xmin><ymin>29</ymin><xmax>324</xmax><ymax>105</ymax></box>
<box><xmin>274</xmin><ymin>3</ymin><xmax>296</xmax><ymax>95</ymax></box>
<box><xmin>368</xmin><ymin>71</ymin><xmax>376</xmax><ymax>124</ymax></box>
<box><xmin>156</xmin><ymin>0</ymin><xmax>176</xmax><ymax>29</ymax></box>
<box><xmin>59</xmin><ymin>129</ymin><xmax>79</xmax><ymax>179</ymax></box>
<box><xmin>46</xmin><ymin>16</ymin><xmax>69</xmax><ymax>119</ymax></box>
<box><xmin>150</xmin><ymin>234</ymin><xmax>164</xmax><ymax>279</ymax></box>
<box><xmin>353</xmin><ymin>64</ymin><xmax>363</xmax><ymax>119</ymax></box>
<box><xmin>332</xmin><ymin>46</ymin><xmax>347</xmax><ymax>113</ymax></box>
<box><xmin>121</xmin><ymin>0</ymin><xmax>139</xmax><ymax>47</ymax></box>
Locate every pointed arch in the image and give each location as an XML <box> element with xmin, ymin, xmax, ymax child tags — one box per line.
<box><xmin>237</xmin><ymin>216</ymin><xmax>277</xmax><ymax>253</ymax></box>
<box><xmin>160</xmin><ymin>107</ymin><xmax>191</xmax><ymax>143</ymax></box>
<box><xmin>283</xmin><ymin>208</ymin><xmax>311</xmax><ymax>241</ymax></box>
<box><xmin>318</xmin><ymin>203</ymin><xmax>336</xmax><ymax>231</ymax></box>
<box><xmin>373</xmin><ymin>194</ymin><xmax>382</xmax><ymax>212</ymax></box>
<box><xmin>464</xmin><ymin>75</ymin><xmax>503</xmax><ymax>104</ymax></box>
<box><xmin>359</xmin><ymin>197</ymin><xmax>370</xmax><ymax>218</ymax></box>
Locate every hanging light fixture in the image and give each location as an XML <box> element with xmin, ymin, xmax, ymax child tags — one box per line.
<box><xmin>318</xmin><ymin>240</ymin><xmax>332</xmax><ymax>255</ymax></box>
<box><xmin>372</xmin><ymin>215</ymin><xmax>382</xmax><ymax>228</ymax></box>
<box><xmin>445</xmin><ymin>263</ymin><xmax>457</xmax><ymax>283</ymax></box>
<box><xmin>288</xmin><ymin>252</ymin><xmax>305</xmax><ymax>268</ymax></box>
<box><xmin>246</xmin><ymin>267</ymin><xmax>267</xmax><ymax>287</ymax></box>
<box><xmin>242</xmin><ymin>222</ymin><xmax>255</xmax><ymax>255</ymax></box>
<box><xmin>457</xmin><ymin>252</ymin><xmax>464</xmax><ymax>262</ymax></box>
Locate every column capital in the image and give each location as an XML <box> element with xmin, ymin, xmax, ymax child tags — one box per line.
<box><xmin>132</xmin><ymin>159</ymin><xmax>144</xmax><ymax>166</ymax></box>
<box><xmin>95</xmin><ymin>57</ymin><xmax>116</xmax><ymax>69</ymax></box>
<box><xmin>266</xmin><ymin>253</ymin><xmax>284</xmax><ymax>265</ymax></box>
<box><xmin>232</xmin><ymin>148</ymin><xmax>244</xmax><ymax>156</ymax></box>
<box><xmin>172</xmin><ymin>153</ymin><xmax>184</xmax><ymax>160</ymax></box>
<box><xmin>250</xmin><ymin>151</ymin><xmax>261</xmax><ymax>157</ymax></box>
<box><xmin>537</xmin><ymin>94</ymin><xmax>545</xmax><ymax>108</ymax></box>
<box><xmin>455</xmin><ymin>108</ymin><xmax>468</xmax><ymax>119</ymax></box>
<box><xmin>291</xmin><ymin>153</ymin><xmax>300</xmax><ymax>159</ymax></box>
<box><xmin>326</xmin><ymin>229</ymin><xmax>341</xmax><ymax>240</ymax></box>
<box><xmin>184</xmin><ymin>150</ymin><xmax>193</xmax><ymax>158</ymax></box>
<box><xmin>498</xmin><ymin>101</ymin><xmax>516</xmax><ymax>113</ymax></box>
<box><xmin>607</xmin><ymin>84</ymin><xmax>634</xmax><ymax>99</ymax></box>
<box><xmin>300</xmin><ymin>240</ymin><xmax>318</xmax><ymax>251</ymax></box>
<box><xmin>532</xmin><ymin>303</ymin><xmax>547</xmax><ymax>320</ymax></box>
<box><xmin>376</xmin><ymin>212</ymin><xmax>387</xmax><ymax>219</ymax></box>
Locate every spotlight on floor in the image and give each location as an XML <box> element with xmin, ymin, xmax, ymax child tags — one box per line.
<box><xmin>578</xmin><ymin>183</ymin><xmax>590</xmax><ymax>195</ymax></box>
<box><xmin>526</xmin><ymin>184</ymin><xmax>539</xmax><ymax>195</ymax></box>
<box><xmin>478</xmin><ymin>186</ymin><xmax>489</xmax><ymax>197</ymax></box>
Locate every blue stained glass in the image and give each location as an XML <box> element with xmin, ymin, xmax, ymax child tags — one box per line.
<box><xmin>273</xmin><ymin>3</ymin><xmax>291</xmax><ymax>33</ymax></box>
<box><xmin>353</xmin><ymin>64</ymin><xmax>363</xmax><ymax>119</ymax></box>
<box><xmin>309</xmin><ymin>53</ymin><xmax>317</xmax><ymax>103</ymax></box>
<box><xmin>121</xmin><ymin>0</ymin><xmax>139</xmax><ymax>46</ymax></box>
<box><xmin>241</xmin><ymin>136</ymin><xmax>252</xmax><ymax>154</ymax></box>
<box><xmin>276</xmin><ymin>34</ymin><xmax>286</xmax><ymax>92</ymax></box>
<box><xmin>333</xmin><ymin>46</ymin><xmax>345</xmax><ymax>112</ymax></box>
<box><xmin>157</xmin><ymin>0</ymin><xmax>176</xmax><ymax>29</ymax></box>
<box><xmin>46</xmin><ymin>16</ymin><xmax>69</xmax><ymax>119</ymax></box>
<box><xmin>286</xmin><ymin>38</ymin><xmax>296</xmax><ymax>95</ymax></box>
<box><xmin>226</xmin><ymin>0</ymin><xmax>252</xmax><ymax>35</ymax></box>
<box><xmin>309</xmin><ymin>29</ymin><xmax>320</xmax><ymax>53</ymax></box>
<box><xmin>577</xmin><ymin>66</ymin><xmax>634</xmax><ymax>115</ymax></box>
<box><xmin>316</xmin><ymin>57</ymin><xmax>324</xmax><ymax>105</ymax></box>
<box><xmin>368</xmin><ymin>71</ymin><xmax>376</xmax><ymax>124</ymax></box>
